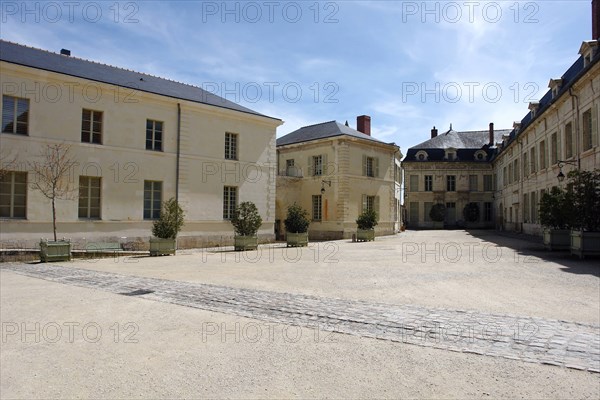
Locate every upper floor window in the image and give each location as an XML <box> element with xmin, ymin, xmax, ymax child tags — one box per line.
<box><xmin>469</xmin><ymin>175</ymin><xmax>478</xmax><ymax>191</ymax></box>
<box><xmin>416</xmin><ymin>151</ymin><xmax>428</xmax><ymax>161</ymax></box>
<box><xmin>409</xmin><ymin>175</ymin><xmax>418</xmax><ymax>192</ymax></box>
<box><xmin>81</xmin><ymin>109</ymin><xmax>102</xmax><ymax>144</ymax></box>
<box><xmin>312</xmin><ymin>155</ymin><xmax>323</xmax><ymax>176</ymax></box>
<box><xmin>424</xmin><ymin>175</ymin><xmax>433</xmax><ymax>191</ymax></box>
<box><xmin>446</xmin><ymin>175</ymin><xmax>456</xmax><ymax>192</ymax></box>
<box><xmin>2</xmin><ymin>95</ymin><xmax>29</xmax><ymax>135</ymax></box>
<box><xmin>550</xmin><ymin>132</ymin><xmax>558</xmax><ymax>165</ymax></box>
<box><xmin>582</xmin><ymin>109</ymin><xmax>594</xmax><ymax>151</ymax></box>
<box><xmin>483</xmin><ymin>175</ymin><xmax>493</xmax><ymax>191</ymax></box>
<box><xmin>146</xmin><ymin>120</ymin><xmax>163</xmax><ymax>151</ymax></box>
<box><xmin>445</xmin><ymin>151</ymin><xmax>456</xmax><ymax>161</ymax></box>
<box><xmin>565</xmin><ymin>122</ymin><xmax>573</xmax><ymax>159</ymax></box>
<box><xmin>225</xmin><ymin>132</ymin><xmax>238</xmax><ymax>160</ymax></box>
<box><xmin>0</xmin><ymin>171</ymin><xmax>27</xmax><ymax>218</ymax></box>
<box><xmin>363</xmin><ymin>156</ymin><xmax>378</xmax><ymax>177</ymax></box>
<box><xmin>539</xmin><ymin>140</ymin><xmax>547</xmax><ymax>170</ymax></box>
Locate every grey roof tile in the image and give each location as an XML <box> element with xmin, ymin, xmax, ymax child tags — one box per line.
<box><xmin>0</xmin><ymin>40</ymin><xmax>280</xmax><ymax>121</ymax></box>
<box><xmin>277</xmin><ymin>120</ymin><xmax>388</xmax><ymax>146</ymax></box>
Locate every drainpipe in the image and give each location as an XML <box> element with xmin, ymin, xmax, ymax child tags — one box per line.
<box><xmin>176</xmin><ymin>103</ymin><xmax>181</xmax><ymax>204</ymax></box>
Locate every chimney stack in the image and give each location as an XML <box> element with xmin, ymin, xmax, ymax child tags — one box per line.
<box><xmin>489</xmin><ymin>122</ymin><xmax>494</xmax><ymax>146</ymax></box>
<box><xmin>60</xmin><ymin>49</ymin><xmax>71</xmax><ymax>56</ymax></box>
<box><xmin>431</xmin><ymin>126</ymin><xmax>438</xmax><ymax>138</ymax></box>
<box><xmin>594</xmin><ymin>0</ymin><xmax>599</xmax><ymax>40</ymax></box>
<box><xmin>357</xmin><ymin>115</ymin><xmax>371</xmax><ymax>136</ymax></box>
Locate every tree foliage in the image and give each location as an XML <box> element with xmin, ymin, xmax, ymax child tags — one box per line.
<box><xmin>152</xmin><ymin>198</ymin><xmax>185</xmax><ymax>239</ymax></box>
<box><xmin>231</xmin><ymin>201</ymin><xmax>262</xmax><ymax>236</ymax></box>
<box><xmin>284</xmin><ymin>203</ymin><xmax>310</xmax><ymax>233</ymax></box>
<box><xmin>356</xmin><ymin>209</ymin><xmax>379</xmax><ymax>230</ymax></box>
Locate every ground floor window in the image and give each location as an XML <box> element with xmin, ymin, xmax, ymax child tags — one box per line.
<box><xmin>0</xmin><ymin>171</ymin><xmax>26</xmax><ymax>218</ymax></box>
<box><xmin>144</xmin><ymin>180</ymin><xmax>162</xmax><ymax>220</ymax></box>
<box><xmin>312</xmin><ymin>195</ymin><xmax>322</xmax><ymax>221</ymax></box>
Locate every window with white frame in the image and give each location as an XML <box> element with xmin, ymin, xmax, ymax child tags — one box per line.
<box><xmin>409</xmin><ymin>175</ymin><xmax>419</xmax><ymax>192</ymax></box>
<box><xmin>469</xmin><ymin>175</ymin><xmax>478</xmax><ymax>191</ymax></box>
<box><xmin>2</xmin><ymin>95</ymin><xmax>29</xmax><ymax>135</ymax></box>
<box><xmin>223</xmin><ymin>186</ymin><xmax>237</xmax><ymax>220</ymax></box>
<box><xmin>312</xmin><ymin>155</ymin><xmax>323</xmax><ymax>176</ymax></box>
<box><xmin>550</xmin><ymin>132</ymin><xmax>558</xmax><ymax>165</ymax></box>
<box><xmin>146</xmin><ymin>119</ymin><xmax>163</xmax><ymax>151</ymax></box>
<box><xmin>424</xmin><ymin>175</ymin><xmax>433</xmax><ymax>191</ymax></box>
<box><xmin>446</xmin><ymin>175</ymin><xmax>456</xmax><ymax>191</ymax></box>
<box><xmin>143</xmin><ymin>180</ymin><xmax>162</xmax><ymax>220</ymax></box>
<box><xmin>225</xmin><ymin>132</ymin><xmax>238</xmax><ymax>160</ymax></box>
<box><xmin>312</xmin><ymin>195</ymin><xmax>322</xmax><ymax>221</ymax></box>
<box><xmin>363</xmin><ymin>156</ymin><xmax>378</xmax><ymax>177</ymax></box>
<box><xmin>0</xmin><ymin>171</ymin><xmax>26</xmax><ymax>218</ymax></box>
<box><xmin>582</xmin><ymin>109</ymin><xmax>594</xmax><ymax>151</ymax></box>
<box><xmin>78</xmin><ymin>176</ymin><xmax>101</xmax><ymax>219</ymax></box>
<box><xmin>81</xmin><ymin>109</ymin><xmax>103</xmax><ymax>144</ymax></box>
<box><xmin>565</xmin><ymin>122</ymin><xmax>573</xmax><ymax>159</ymax></box>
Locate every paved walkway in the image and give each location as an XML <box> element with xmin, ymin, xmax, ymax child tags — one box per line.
<box><xmin>3</xmin><ymin>262</ymin><xmax>599</xmax><ymax>373</ymax></box>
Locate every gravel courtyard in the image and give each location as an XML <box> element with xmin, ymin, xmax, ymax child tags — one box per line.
<box><xmin>1</xmin><ymin>230</ymin><xmax>599</xmax><ymax>398</ymax></box>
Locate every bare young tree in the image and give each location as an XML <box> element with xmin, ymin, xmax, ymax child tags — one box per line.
<box><xmin>0</xmin><ymin>149</ymin><xmax>17</xmax><ymax>179</ymax></box>
<box><xmin>29</xmin><ymin>143</ymin><xmax>77</xmax><ymax>241</ymax></box>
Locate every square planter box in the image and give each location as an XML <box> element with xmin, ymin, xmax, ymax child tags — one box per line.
<box><xmin>287</xmin><ymin>232</ymin><xmax>308</xmax><ymax>247</ymax></box>
<box><xmin>149</xmin><ymin>238</ymin><xmax>177</xmax><ymax>256</ymax></box>
<box><xmin>356</xmin><ymin>229</ymin><xmax>375</xmax><ymax>242</ymax></box>
<box><xmin>543</xmin><ymin>228</ymin><xmax>571</xmax><ymax>251</ymax></box>
<box><xmin>570</xmin><ymin>230</ymin><xmax>600</xmax><ymax>259</ymax></box>
<box><xmin>40</xmin><ymin>239</ymin><xmax>71</xmax><ymax>262</ymax></box>
<box><xmin>234</xmin><ymin>235</ymin><xmax>258</xmax><ymax>251</ymax></box>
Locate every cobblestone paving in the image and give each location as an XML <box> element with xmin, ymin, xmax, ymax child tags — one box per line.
<box><xmin>3</xmin><ymin>263</ymin><xmax>599</xmax><ymax>373</ymax></box>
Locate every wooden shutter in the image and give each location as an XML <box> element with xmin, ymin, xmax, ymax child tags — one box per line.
<box><xmin>322</xmin><ymin>153</ymin><xmax>328</xmax><ymax>176</ymax></box>
<box><xmin>361</xmin><ymin>194</ymin><xmax>367</xmax><ymax>212</ymax></box>
<box><xmin>374</xmin><ymin>157</ymin><xmax>380</xmax><ymax>178</ymax></box>
<box><xmin>362</xmin><ymin>155</ymin><xmax>367</xmax><ymax>176</ymax></box>
<box><xmin>307</xmin><ymin>156</ymin><xmax>313</xmax><ymax>176</ymax></box>
<box><xmin>374</xmin><ymin>196</ymin><xmax>380</xmax><ymax>215</ymax></box>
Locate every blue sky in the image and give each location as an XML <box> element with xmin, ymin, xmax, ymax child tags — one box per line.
<box><xmin>0</xmin><ymin>1</ymin><xmax>592</xmax><ymax>151</ymax></box>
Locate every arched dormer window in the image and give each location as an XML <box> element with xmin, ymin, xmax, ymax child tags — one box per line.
<box><xmin>416</xmin><ymin>151</ymin><xmax>428</xmax><ymax>161</ymax></box>
<box><xmin>445</xmin><ymin>148</ymin><xmax>457</xmax><ymax>161</ymax></box>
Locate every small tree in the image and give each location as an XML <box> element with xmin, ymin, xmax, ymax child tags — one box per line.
<box><xmin>152</xmin><ymin>198</ymin><xmax>185</xmax><ymax>239</ymax></box>
<box><xmin>567</xmin><ymin>169</ymin><xmax>600</xmax><ymax>231</ymax></box>
<box><xmin>356</xmin><ymin>209</ymin><xmax>378</xmax><ymax>230</ymax></box>
<box><xmin>429</xmin><ymin>203</ymin><xmax>446</xmax><ymax>222</ymax></box>
<box><xmin>231</xmin><ymin>201</ymin><xmax>263</xmax><ymax>236</ymax></box>
<box><xmin>463</xmin><ymin>202</ymin><xmax>480</xmax><ymax>223</ymax></box>
<box><xmin>29</xmin><ymin>143</ymin><xmax>77</xmax><ymax>241</ymax></box>
<box><xmin>539</xmin><ymin>186</ymin><xmax>573</xmax><ymax>230</ymax></box>
<box><xmin>284</xmin><ymin>203</ymin><xmax>310</xmax><ymax>233</ymax></box>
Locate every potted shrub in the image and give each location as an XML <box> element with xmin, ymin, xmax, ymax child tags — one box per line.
<box><xmin>231</xmin><ymin>201</ymin><xmax>262</xmax><ymax>251</ymax></box>
<box><xmin>149</xmin><ymin>198</ymin><xmax>185</xmax><ymax>256</ymax></box>
<box><xmin>356</xmin><ymin>209</ymin><xmax>378</xmax><ymax>242</ymax></box>
<box><xmin>429</xmin><ymin>203</ymin><xmax>446</xmax><ymax>229</ymax></box>
<box><xmin>539</xmin><ymin>186</ymin><xmax>573</xmax><ymax>251</ymax></box>
<box><xmin>30</xmin><ymin>143</ymin><xmax>77</xmax><ymax>262</ymax></box>
<box><xmin>284</xmin><ymin>203</ymin><xmax>310</xmax><ymax>247</ymax></box>
<box><xmin>567</xmin><ymin>170</ymin><xmax>600</xmax><ymax>258</ymax></box>
<box><xmin>463</xmin><ymin>202</ymin><xmax>480</xmax><ymax>228</ymax></box>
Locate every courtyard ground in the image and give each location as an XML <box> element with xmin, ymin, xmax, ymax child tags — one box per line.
<box><xmin>1</xmin><ymin>230</ymin><xmax>599</xmax><ymax>398</ymax></box>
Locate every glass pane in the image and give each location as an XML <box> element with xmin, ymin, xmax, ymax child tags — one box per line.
<box><xmin>16</xmin><ymin>121</ymin><xmax>27</xmax><ymax>135</ymax></box>
<box><xmin>93</xmin><ymin>111</ymin><xmax>102</xmax><ymax>122</ymax></box>
<box><xmin>92</xmin><ymin>133</ymin><xmax>101</xmax><ymax>144</ymax></box>
<box><xmin>146</xmin><ymin>120</ymin><xmax>153</xmax><ymax>130</ymax></box>
<box><xmin>81</xmin><ymin>132</ymin><xmax>90</xmax><ymax>143</ymax></box>
<box><xmin>13</xmin><ymin>206</ymin><xmax>25</xmax><ymax>218</ymax></box>
<box><xmin>0</xmin><ymin>205</ymin><xmax>9</xmax><ymax>217</ymax></box>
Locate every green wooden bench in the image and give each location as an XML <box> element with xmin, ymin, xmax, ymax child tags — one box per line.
<box><xmin>85</xmin><ymin>242</ymin><xmax>122</xmax><ymax>256</ymax></box>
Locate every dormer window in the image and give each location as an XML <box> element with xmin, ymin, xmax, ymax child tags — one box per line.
<box><xmin>474</xmin><ymin>150</ymin><xmax>487</xmax><ymax>161</ymax></box>
<box><xmin>416</xmin><ymin>150</ymin><xmax>428</xmax><ymax>161</ymax></box>
<box><xmin>548</xmin><ymin>79</ymin><xmax>562</xmax><ymax>99</ymax></box>
<box><xmin>513</xmin><ymin>121</ymin><xmax>521</xmax><ymax>134</ymax></box>
<box><xmin>528</xmin><ymin>101</ymin><xmax>540</xmax><ymax>118</ymax></box>
<box><xmin>445</xmin><ymin>149</ymin><xmax>457</xmax><ymax>161</ymax></box>
<box><xmin>579</xmin><ymin>40</ymin><xmax>598</xmax><ymax>68</ymax></box>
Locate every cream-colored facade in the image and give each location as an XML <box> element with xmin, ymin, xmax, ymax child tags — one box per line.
<box><xmin>494</xmin><ymin>41</ymin><xmax>600</xmax><ymax>235</ymax></box>
<box><xmin>0</xmin><ymin>41</ymin><xmax>282</xmax><ymax>249</ymax></box>
<box><xmin>276</xmin><ymin>120</ymin><xmax>402</xmax><ymax>240</ymax></box>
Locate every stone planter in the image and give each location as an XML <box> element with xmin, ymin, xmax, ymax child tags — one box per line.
<box><xmin>356</xmin><ymin>229</ymin><xmax>375</xmax><ymax>242</ymax></box>
<box><xmin>40</xmin><ymin>239</ymin><xmax>71</xmax><ymax>262</ymax></box>
<box><xmin>149</xmin><ymin>237</ymin><xmax>177</xmax><ymax>256</ymax></box>
<box><xmin>542</xmin><ymin>228</ymin><xmax>570</xmax><ymax>251</ymax></box>
<box><xmin>234</xmin><ymin>235</ymin><xmax>258</xmax><ymax>251</ymax></box>
<box><xmin>286</xmin><ymin>232</ymin><xmax>308</xmax><ymax>247</ymax></box>
<box><xmin>570</xmin><ymin>230</ymin><xmax>600</xmax><ymax>259</ymax></box>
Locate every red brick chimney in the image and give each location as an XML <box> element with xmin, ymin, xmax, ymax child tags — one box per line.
<box><xmin>594</xmin><ymin>0</ymin><xmax>599</xmax><ymax>39</ymax></box>
<box><xmin>431</xmin><ymin>126</ymin><xmax>438</xmax><ymax>138</ymax></box>
<box><xmin>489</xmin><ymin>122</ymin><xmax>494</xmax><ymax>145</ymax></box>
<box><xmin>357</xmin><ymin>115</ymin><xmax>371</xmax><ymax>136</ymax></box>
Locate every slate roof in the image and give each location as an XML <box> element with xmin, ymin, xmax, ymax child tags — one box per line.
<box><xmin>403</xmin><ymin>128</ymin><xmax>511</xmax><ymax>162</ymax></box>
<box><xmin>499</xmin><ymin>40</ymin><xmax>600</xmax><ymax>152</ymax></box>
<box><xmin>0</xmin><ymin>40</ymin><xmax>279</xmax><ymax>121</ymax></box>
<box><xmin>277</xmin><ymin>120</ymin><xmax>391</xmax><ymax>146</ymax></box>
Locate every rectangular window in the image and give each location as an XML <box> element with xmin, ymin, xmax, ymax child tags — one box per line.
<box><xmin>0</xmin><ymin>171</ymin><xmax>26</xmax><ymax>218</ymax></box>
<box><xmin>483</xmin><ymin>175</ymin><xmax>493</xmax><ymax>191</ymax></box>
<box><xmin>312</xmin><ymin>155</ymin><xmax>323</xmax><ymax>176</ymax></box>
<box><xmin>146</xmin><ymin>119</ymin><xmax>163</xmax><ymax>151</ymax></box>
<box><xmin>446</xmin><ymin>175</ymin><xmax>456</xmax><ymax>191</ymax></box>
<box><xmin>484</xmin><ymin>202</ymin><xmax>492</xmax><ymax>222</ymax></box>
<box><xmin>530</xmin><ymin>191</ymin><xmax>537</xmax><ymax>224</ymax></box>
<box><xmin>523</xmin><ymin>151</ymin><xmax>529</xmax><ymax>176</ymax></box>
<box><xmin>550</xmin><ymin>132</ymin><xmax>558</xmax><ymax>165</ymax></box>
<box><xmin>409</xmin><ymin>175</ymin><xmax>419</xmax><ymax>192</ymax></box>
<box><xmin>2</xmin><ymin>95</ymin><xmax>29</xmax><ymax>135</ymax></box>
<box><xmin>565</xmin><ymin>122</ymin><xmax>573</xmax><ymax>159</ymax></box>
<box><xmin>424</xmin><ymin>202</ymin><xmax>433</xmax><ymax>222</ymax></box>
<box><xmin>312</xmin><ymin>195</ymin><xmax>322</xmax><ymax>221</ymax></box>
<box><xmin>81</xmin><ymin>109</ymin><xmax>102</xmax><ymax>144</ymax></box>
<box><xmin>224</xmin><ymin>132</ymin><xmax>238</xmax><ymax>160</ymax></box>
<box><xmin>409</xmin><ymin>202</ymin><xmax>419</xmax><ymax>224</ymax></box>
<box><xmin>362</xmin><ymin>155</ymin><xmax>378</xmax><ymax>177</ymax></box>
<box><xmin>469</xmin><ymin>175</ymin><xmax>478</xmax><ymax>191</ymax></box>
<box><xmin>530</xmin><ymin>147</ymin><xmax>537</xmax><ymax>173</ymax></box>
<box><xmin>143</xmin><ymin>180</ymin><xmax>162</xmax><ymax>220</ymax></box>
<box><xmin>223</xmin><ymin>186</ymin><xmax>237</xmax><ymax>220</ymax></box>
<box><xmin>523</xmin><ymin>193</ymin><xmax>529</xmax><ymax>222</ymax></box>
<box><xmin>424</xmin><ymin>175</ymin><xmax>433</xmax><ymax>191</ymax></box>
<box><xmin>362</xmin><ymin>195</ymin><xmax>379</xmax><ymax>214</ymax></box>
<box><xmin>508</xmin><ymin>164</ymin><xmax>513</xmax><ymax>184</ymax></box>
<box><xmin>513</xmin><ymin>159</ymin><xmax>519</xmax><ymax>182</ymax></box>
<box><xmin>539</xmin><ymin>140</ymin><xmax>546</xmax><ymax>170</ymax></box>
<box><xmin>582</xmin><ymin>109</ymin><xmax>593</xmax><ymax>151</ymax></box>
<box><xmin>78</xmin><ymin>176</ymin><xmax>101</xmax><ymax>219</ymax></box>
